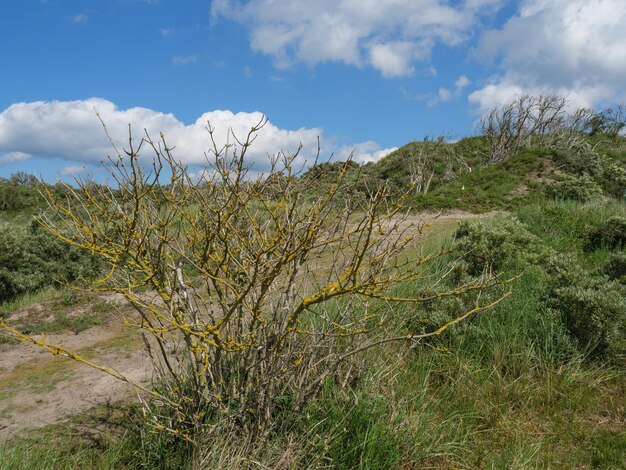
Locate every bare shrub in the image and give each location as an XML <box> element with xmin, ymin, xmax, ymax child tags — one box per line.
<box><xmin>481</xmin><ymin>95</ymin><xmax>568</xmax><ymax>163</ymax></box>
<box><xmin>1</xmin><ymin>119</ymin><xmax>509</xmax><ymax>439</ymax></box>
<box><xmin>587</xmin><ymin>105</ymin><xmax>626</xmax><ymax>138</ymax></box>
<box><xmin>409</xmin><ymin>136</ymin><xmax>472</xmax><ymax>195</ymax></box>
<box><xmin>481</xmin><ymin>95</ymin><xmax>626</xmax><ymax>163</ymax></box>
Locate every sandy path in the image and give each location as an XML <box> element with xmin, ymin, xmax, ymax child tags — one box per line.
<box><xmin>0</xmin><ymin>322</ymin><xmax>153</xmax><ymax>439</ymax></box>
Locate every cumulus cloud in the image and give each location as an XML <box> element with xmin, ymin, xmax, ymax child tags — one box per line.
<box><xmin>438</xmin><ymin>75</ymin><xmax>471</xmax><ymax>103</ymax></box>
<box><xmin>0</xmin><ymin>98</ymin><xmax>326</xmax><ymax>173</ymax></box>
<box><xmin>455</xmin><ymin>75</ymin><xmax>470</xmax><ymax>90</ymax></box>
<box><xmin>0</xmin><ymin>151</ymin><xmax>31</xmax><ymax>165</ymax></box>
<box><xmin>438</xmin><ymin>88</ymin><xmax>452</xmax><ymax>102</ymax></box>
<box><xmin>470</xmin><ymin>0</ymin><xmax>626</xmax><ymax>112</ymax></box>
<box><xmin>211</xmin><ymin>0</ymin><xmax>501</xmax><ymax>77</ymax></box>
<box><xmin>0</xmin><ymin>99</ymin><xmax>398</xmax><ymax>174</ymax></box>
<box><xmin>369</xmin><ymin>42</ymin><xmax>423</xmax><ymax>78</ymax></box>
<box><xmin>337</xmin><ymin>141</ymin><xmax>398</xmax><ymax>164</ymax></box>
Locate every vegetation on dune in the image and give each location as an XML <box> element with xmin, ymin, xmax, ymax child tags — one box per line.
<box><xmin>0</xmin><ymin>95</ymin><xmax>625</xmax><ymax>468</ymax></box>
<box><xmin>0</xmin><ymin>219</ymin><xmax>99</xmax><ymax>305</ymax></box>
<box><xmin>2</xmin><ymin>119</ymin><xmax>509</xmax><ymax>451</ymax></box>
<box><xmin>306</xmin><ymin>95</ymin><xmax>625</xmax><ymax>213</ymax></box>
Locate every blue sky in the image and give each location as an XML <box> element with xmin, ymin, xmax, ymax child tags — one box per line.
<box><xmin>1</xmin><ymin>0</ymin><xmax>625</xmax><ymax>181</ymax></box>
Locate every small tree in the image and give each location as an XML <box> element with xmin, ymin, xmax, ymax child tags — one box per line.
<box><xmin>408</xmin><ymin>136</ymin><xmax>472</xmax><ymax>195</ymax></box>
<box><xmin>1</xmin><ymin>119</ymin><xmax>509</xmax><ymax>439</ymax></box>
<box><xmin>587</xmin><ymin>105</ymin><xmax>626</xmax><ymax>138</ymax></box>
<box><xmin>481</xmin><ymin>96</ymin><xmax>626</xmax><ymax>163</ymax></box>
<box><xmin>0</xmin><ymin>185</ymin><xmax>24</xmax><ymax>211</ymax></box>
<box><xmin>481</xmin><ymin>95</ymin><xmax>568</xmax><ymax>163</ymax></box>
<box><xmin>9</xmin><ymin>171</ymin><xmax>39</xmax><ymax>187</ymax></box>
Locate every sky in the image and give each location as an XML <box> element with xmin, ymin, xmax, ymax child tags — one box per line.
<box><xmin>1</xmin><ymin>0</ymin><xmax>625</xmax><ymax>181</ymax></box>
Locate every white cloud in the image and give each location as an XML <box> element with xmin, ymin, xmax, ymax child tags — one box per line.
<box><xmin>59</xmin><ymin>165</ymin><xmax>86</xmax><ymax>176</ymax></box>
<box><xmin>211</xmin><ymin>0</ymin><xmax>502</xmax><ymax>77</ymax></box>
<box><xmin>172</xmin><ymin>54</ymin><xmax>198</xmax><ymax>66</ymax></box>
<box><xmin>69</xmin><ymin>13</ymin><xmax>89</xmax><ymax>24</ymax></box>
<box><xmin>337</xmin><ymin>141</ymin><xmax>398</xmax><ymax>164</ymax></box>
<box><xmin>369</xmin><ymin>42</ymin><xmax>421</xmax><ymax>78</ymax></box>
<box><xmin>0</xmin><ymin>151</ymin><xmax>31</xmax><ymax>165</ymax></box>
<box><xmin>0</xmin><ymin>99</ymin><xmax>398</xmax><ymax>174</ymax></box>
<box><xmin>438</xmin><ymin>87</ymin><xmax>452</xmax><ymax>102</ymax></box>
<box><xmin>0</xmin><ymin>99</ymin><xmax>325</xmax><ymax>173</ymax></box>
<box><xmin>413</xmin><ymin>74</ymin><xmax>471</xmax><ymax>107</ymax></box>
<box><xmin>438</xmin><ymin>74</ymin><xmax>471</xmax><ymax>103</ymax></box>
<box><xmin>455</xmin><ymin>75</ymin><xmax>470</xmax><ymax>90</ymax></box>
<box><xmin>160</xmin><ymin>28</ymin><xmax>175</xmax><ymax>37</ymax></box>
<box><xmin>470</xmin><ymin>0</ymin><xmax>626</xmax><ymax>112</ymax></box>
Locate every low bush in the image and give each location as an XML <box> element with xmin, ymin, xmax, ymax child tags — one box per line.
<box><xmin>514</xmin><ymin>200</ymin><xmax>625</xmax><ymax>254</ymax></box>
<box><xmin>454</xmin><ymin>209</ymin><xmax>626</xmax><ymax>363</ymax></box>
<box><xmin>552</xmin><ymin>145</ymin><xmax>604</xmax><ymax>179</ymax></box>
<box><xmin>0</xmin><ymin>220</ymin><xmax>99</xmax><ymax>303</ymax></box>
<box><xmin>604</xmin><ymin>251</ymin><xmax>626</xmax><ymax>283</ymax></box>
<box><xmin>544</xmin><ymin>255</ymin><xmax>626</xmax><ymax>361</ymax></box>
<box><xmin>550</xmin><ymin>140</ymin><xmax>626</xmax><ymax>198</ymax></box>
<box><xmin>545</xmin><ymin>173</ymin><xmax>603</xmax><ymax>202</ymax></box>
<box><xmin>454</xmin><ymin>217</ymin><xmax>553</xmax><ymax>275</ymax></box>
<box><xmin>0</xmin><ymin>185</ymin><xmax>27</xmax><ymax>211</ymax></box>
<box><xmin>585</xmin><ymin>215</ymin><xmax>626</xmax><ymax>251</ymax></box>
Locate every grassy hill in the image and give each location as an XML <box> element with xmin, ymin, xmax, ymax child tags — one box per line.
<box><xmin>305</xmin><ymin>131</ymin><xmax>625</xmax><ymax>212</ymax></box>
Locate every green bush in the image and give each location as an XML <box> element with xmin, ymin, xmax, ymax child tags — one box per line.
<box><xmin>551</xmin><ymin>143</ymin><xmax>605</xmax><ymax>178</ymax></box>
<box><xmin>598</xmin><ymin>159</ymin><xmax>626</xmax><ymax>199</ymax></box>
<box><xmin>0</xmin><ymin>220</ymin><xmax>99</xmax><ymax>303</ymax></box>
<box><xmin>585</xmin><ymin>216</ymin><xmax>626</xmax><ymax>251</ymax></box>
<box><xmin>514</xmin><ymin>200</ymin><xmax>626</xmax><ymax>255</ymax></box>
<box><xmin>544</xmin><ymin>255</ymin><xmax>626</xmax><ymax>361</ymax></box>
<box><xmin>406</xmin><ymin>292</ymin><xmax>467</xmax><ymax>339</ymax></box>
<box><xmin>545</xmin><ymin>173</ymin><xmax>603</xmax><ymax>202</ymax></box>
<box><xmin>407</xmin><ymin>218</ymin><xmax>554</xmax><ymax>351</ymax></box>
<box><xmin>0</xmin><ymin>185</ymin><xmax>26</xmax><ymax>211</ymax></box>
<box><xmin>454</xmin><ymin>210</ymin><xmax>626</xmax><ymax>363</ymax></box>
<box><xmin>551</xmin><ymin>139</ymin><xmax>626</xmax><ymax>199</ymax></box>
<box><xmin>454</xmin><ymin>217</ymin><xmax>553</xmax><ymax>275</ymax></box>
<box><xmin>0</xmin><ymin>223</ymin><xmax>31</xmax><ymax>302</ymax></box>
<box><xmin>604</xmin><ymin>252</ymin><xmax>626</xmax><ymax>283</ymax></box>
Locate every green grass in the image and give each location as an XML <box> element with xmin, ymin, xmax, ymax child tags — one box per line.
<box><xmin>0</xmin><ymin>425</ymin><xmax>137</xmax><ymax>470</ymax></box>
<box><xmin>3</xmin><ymin>349</ymin><xmax>622</xmax><ymax>469</ymax></box>
<box><xmin>515</xmin><ymin>199</ymin><xmax>626</xmax><ymax>255</ymax></box>
<box><xmin>0</xmin><ymin>286</ymin><xmax>59</xmax><ymax>317</ymax></box>
<box><xmin>1</xmin><ymin>287</ymin><xmax>106</xmax><ymax>339</ymax></box>
<box><xmin>20</xmin><ymin>311</ymin><xmax>102</xmax><ymax>336</ymax></box>
<box><xmin>410</xmin><ymin>148</ymin><xmax>552</xmax><ymax>211</ymax></box>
